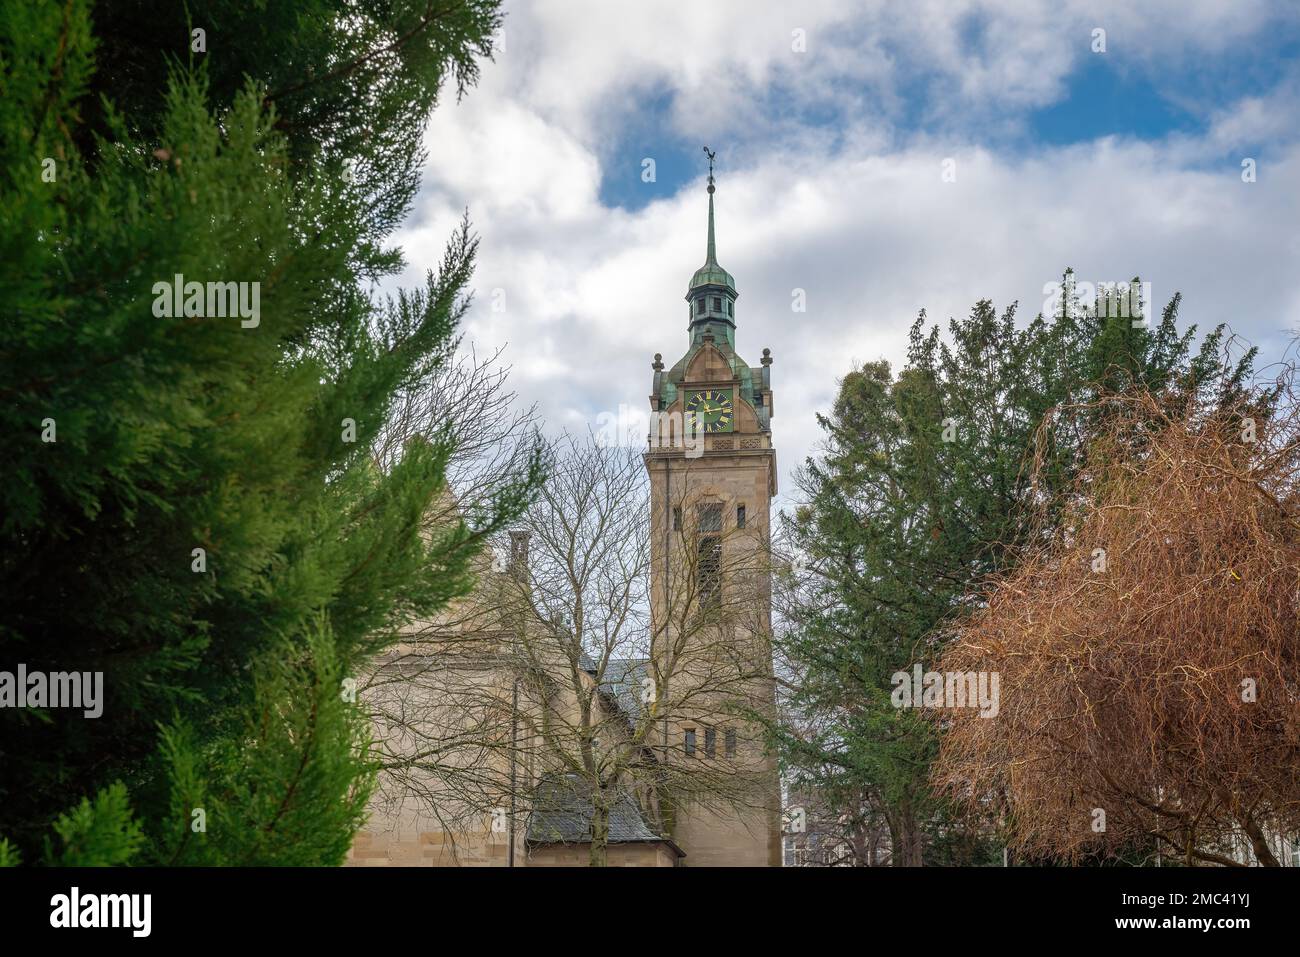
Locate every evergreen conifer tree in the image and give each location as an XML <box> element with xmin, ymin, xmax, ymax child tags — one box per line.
<box><xmin>0</xmin><ymin>0</ymin><xmax>538</xmax><ymax>864</ymax></box>
<box><xmin>772</xmin><ymin>277</ymin><xmax>1255</xmax><ymax>864</ymax></box>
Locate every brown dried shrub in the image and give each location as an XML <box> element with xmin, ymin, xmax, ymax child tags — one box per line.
<box><xmin>933</xmin><ymin>385</ymin><xmax>1300</xmax><ymax>865</ymax></box>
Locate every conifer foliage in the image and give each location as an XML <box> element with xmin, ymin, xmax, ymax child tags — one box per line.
<box><xmin>0</xmin><ymin>0</ymin><xmax>537</xmax><ymax>864</ymax></box>
<box><xmin>772</xmin><ymin>278</ymin><xmax>1255</xmax><ymax>864</ymax></box>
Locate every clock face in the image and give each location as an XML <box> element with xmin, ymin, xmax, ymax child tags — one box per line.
<box><xmin>685</xmin><ymin>389</ymin><xmax>734</xmax><ymax>433</ymax></box>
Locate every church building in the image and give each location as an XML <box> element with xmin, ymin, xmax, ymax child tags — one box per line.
<box><xmin>348</xmin><ymin>155</ymin><xmax>782</xmax><ymax>866</ymax></box>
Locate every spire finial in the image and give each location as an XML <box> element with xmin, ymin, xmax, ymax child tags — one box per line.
<box><xmin>702</xmin><ymin>146</ymin><xmax>717</xmax><ymax>265</ymax></box>
<box><xmin>685</xmin><ymin>146</ymin><xmax>735</xmax><ymax>307</ymax></box>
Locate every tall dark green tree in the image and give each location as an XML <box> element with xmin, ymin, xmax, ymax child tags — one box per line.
<box><xmin>771</xmin><ymin>275</ymin><xmax>1255</xmax><ymax>865</ymax></box>
<box><xmin>0</xmin><ymin>0</ymin><xmax>539</xmax><ymax>864</ymax></box>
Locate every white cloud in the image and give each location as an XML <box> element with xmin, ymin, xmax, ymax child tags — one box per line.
<box><xmin>395</xmin><ymin>0</ymin><xmax>1300</xmax><ymax>505</ymax></box>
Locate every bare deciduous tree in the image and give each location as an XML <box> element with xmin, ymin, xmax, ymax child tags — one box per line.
<box><xmin>933</xmin><ymin>385</ymin><xmax>1300</xmax><ymax>866</ymax></box>
<box><xmin>364</xmin><ymin>432</ymin><xmax>779</xmax><ymax>865</ymax></box>
<box><xmin>357</xmin><ymin>343</ymin><xmax>542</xmax><ymax>863</ymax></box>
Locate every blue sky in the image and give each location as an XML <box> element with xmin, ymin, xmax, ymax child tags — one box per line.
<box><xmin>395</xmin><ymin>0</ymin><xmax>1300</xmax><ymax>503</ymax></box>
<box><xmin>593</xmin><ymin>11</ymin><xmax>1300</xmax><ymax>209</ymax></box>
<box><xmin>1030</xmin><ymin>30</ymin><xmax>1300</xmax><ymax>151</ymax></box>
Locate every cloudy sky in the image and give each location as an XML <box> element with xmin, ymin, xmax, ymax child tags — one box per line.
<box><xmin>391</xmin><ymin>0</ymin><xmax>1300</xmax><ymax>504</ymax></box>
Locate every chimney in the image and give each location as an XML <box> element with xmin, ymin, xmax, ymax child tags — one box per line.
<box><xmin>508</xmin><ymin>529</ymin><xmax>531</xmax><ymax>580</ymax></box>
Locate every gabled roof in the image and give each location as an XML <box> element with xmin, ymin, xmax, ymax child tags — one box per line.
<box><xmin>526</xmin><ymin>774</ymin><xmax>681</xmax><ymax>855</ymax></box>
<box><xmin>657</xmin><ymin>338</ymin><xmax>759</xmax><ymax>412</ymax></box>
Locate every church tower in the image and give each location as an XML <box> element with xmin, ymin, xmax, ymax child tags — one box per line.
<box><xmin>645</xmin><ymin>150</ymin><xmax>782</xmax><ymax>866</ymax></box>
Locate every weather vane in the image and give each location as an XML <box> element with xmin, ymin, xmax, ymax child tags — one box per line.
<box><xmin>703</xmin><ymin>146</ymin><xmax>716</xmax><ymax>188</ymax></box>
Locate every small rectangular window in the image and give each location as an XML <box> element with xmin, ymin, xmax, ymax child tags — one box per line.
<box><xmin>684</xmin><ymin>728</ymin><xmax>696</xmax><ymax>757</ymax></box>
<box><xmin>727</xmin><ymin>300</ymin><xmax>733</xmax><ymax>317</ymax></box>
<box><xmin>725</xmin><ymin>728</ymin><xmax>737</xmax><ymax>758</ymax></box>
<box><xmin>704</xmin><ymin>727</ymin><xmax>716</xmax><ymax>757</ymax></box>
<box><xmin>672</xmin><ymin>507</ymin><xmax>682</xmax><ymax>531</ymax></box>
<box><xmin>736</xmin><ymin>505</ymin><xmax>746</xmax><ymax>529</ymax></box>
<box><xmin>712</xmin><ymin>296</ymin><xmax>721</xmax><ymax>312</ymax></box>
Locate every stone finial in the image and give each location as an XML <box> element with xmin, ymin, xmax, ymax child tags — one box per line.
<box><xmin>652</xmin><ymin>353</ymin><xmax>664</xmax><ymax>371</ymax></box>
<box><xmin>761</xmin><ymin>347</ymin><xmax>773</xmax><ymax>366</ymax></box>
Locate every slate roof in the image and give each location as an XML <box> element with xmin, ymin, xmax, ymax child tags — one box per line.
<box><xmin>600</xmin><ymin>657</ymin><xmax>650</xmax><ymax>723</ymax></box>
<box><xmin>575</xmin><ymin>655</ymin><xmax>650</xmax><ymax>724</ymax></box>
<box><xmin>526</xmin><ymin>774</ymin><xmax>678</xmax><ymax>852</ymax></box>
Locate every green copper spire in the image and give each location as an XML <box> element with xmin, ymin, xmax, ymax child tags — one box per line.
<box><xmin>688</xmin><ymin>146</ymin><xmax>736</xmax><ymax>294</ymax></box>
<box><xmin>706</xmin><ymin>156</ymin><xmax>717</xmax><ymax>263</ymax></box>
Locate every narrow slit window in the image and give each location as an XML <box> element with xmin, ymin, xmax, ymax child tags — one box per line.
<box><xmin>736</xmin><ymin>505</ymin><xmax>746</xmax><ymax>529</ymax></box>
<box><xmin>698</xmin><ymin>536</ymin><xmax>721</xmax><ymax>607</ymax></box>
<box><xmin>697</xmin><ymin>503</ymin><xmax>723</xmax><ymax>609</ymax></box>
<box><xmin>673</xmin><ymin>507</ymin><xmax>682</xmax><ymax>531</ymax></box>
<box><xmin>725</xmin><ymin>728</ymin><xmax>737</xmax><ymax>758</ymax></box>
<box><xmin>704</xmin><ymin>727</ymin><xmax>716</xmax><ymax>758</ymax></box>
<box><xmin>684</xmin><ymin>728</ymin><xmax>696</xmax><ymax>757</ymax></box>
